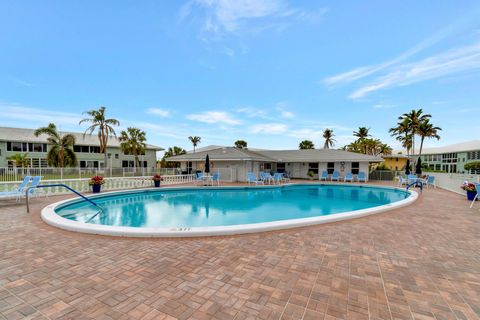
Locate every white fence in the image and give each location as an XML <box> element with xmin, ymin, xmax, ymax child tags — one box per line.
<box><xmin>0</xmin><ymin>174</ymin><xmax>196</xmax><ymax>196</ymax></box>
<box><xmin>428</xmin><ymin>172</ymin><xmax>480</xmax><ymax>195</ymax></box>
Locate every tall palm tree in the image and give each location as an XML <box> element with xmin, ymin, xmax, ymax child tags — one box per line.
<box><xmin>389</xmin><ymin>119</ymin><xmax>412</xmax><ymax>156</ymax></box>
<box><xmin>188</xmin><ymin>136</ymin><xmax>201</xmax><ymax>152</ymax></box>
<box><xmin>323</xmin><ymin>129</ymin><xmax>336</xmax><ymax>149</ymax></box>
<box><xmin>299</xmin><ymin>140</ymin><xmax>315</xmax><ymax>149</ymax></box>
<box><xmin>398</xmin><ymin>108</ymin><xmax>431</xmax><ymax>155</ymax></box>
<box><xmin>79</xmin><ymin>106</ymin><xmax>120</xmax><ymax>170</ymax></box>
<box><xmin>7</xmin><ymin>153</ymin><xmax>30</xmax><ymax>168</ymax></box>
<box><xmin>119</xmin><ymin>127</ymin><xmax>147</xmax><ymax>170</ymax></box>
<box><xmin>234</xmin><ymin>140</ymin><xmax>248</xmax><ymax>149</ymax></box>
<box><xmin>34</xmin><ymin>123</ymin><xmax>77</xmax><ymax>167</ymax></box>
<box><xmin>353</xmin><ymin>127</ymin><xmax>370</xmax><ymax>140</ymax></box>
<box><xmin>417</xmin><ymin>119</ymin><xmax>441</xmax><ymax>157</ymax></box>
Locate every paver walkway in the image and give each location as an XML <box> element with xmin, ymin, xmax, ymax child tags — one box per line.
<box><xmin>0</xmin><ymin>185</ymin><xmax>479</xmax><ymax>319</ymax></box>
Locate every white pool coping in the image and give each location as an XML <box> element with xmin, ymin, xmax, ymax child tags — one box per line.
<box><xmin>41</xmin><ymin>183</ymin><xmax>418</xmax><ymax>238</ymax></box>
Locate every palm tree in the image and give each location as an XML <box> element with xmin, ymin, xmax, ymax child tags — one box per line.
<box><xmin>299</xmin><ymin>140</ymin><xmax>315</xmax><ymax>149</ymax></box>
<box><xmin>34</xmin><ymin>123</ymin><xmax>77</xmax><ymax>167</ymax></box>
<box><xmin>7</xmin><ymin>153</ymin><xmax>30</xmax><ymax>168</ymax></box>
<box><xmin>417</xmin><ymin>119</ymin><xmax>441</xmax><ymax>157</ymax></box>
<box><xmin>389</xmin><ymin>119</ymin><xmax>412</xmax><ymax>156</ymax></box>
<box><xmin>161</xmin><ymin>146</ymin><xmax>187</xmax><ymax>168</ymax></box>
<box><xmin>398</xmin><ymin>108</ymin><xmax>431</xmax><ymax>155</ymax></box>
<box><xmin>379</xmin><ymin>143</ymin><xmax>393</xmax><ymax>156</ymax></box>
<box><xmin>323</xmin><ymin>129</ymin><xmax>335</xmax><ymax>149</ymax></box>
<box><xmin>353</xmin><ymin>127</ymin><xmax>370</xmax><ymax>140</ymax></box>
<box><xmin>188</xmin><ymin>136</ymin><xmax>201</xmax><ymax>152</ymax></box>
<box><xmin>119</xmin><ymin>127</ymin><xmax>147</xmax><ymax>170</ymax></box>
<box><xmin>234</xmin><ymin>140</ymin><xmax>248</xmax><ymax>149</ymax></box>
<box><xmin>79</xmin><ymin>106</ymin><xmax>120</xmax><ymax>170</ymax></box>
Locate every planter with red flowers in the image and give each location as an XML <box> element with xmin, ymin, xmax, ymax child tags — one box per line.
<box><xmin>461</xmin><ymin>182</ymin><xmax>477</xmax><ymax>201</ymax></box>
<box><xmin>89</xmin><ymin>176</ymin><xmax>105</xmax><ymax>193</ymax></box>
<box><xmin>152</xmin><ymin>174</ymin><xmax>164</xmax><ymax>187</ymax></box>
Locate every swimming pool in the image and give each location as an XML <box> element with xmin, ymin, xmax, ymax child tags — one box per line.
<box><xmin>42</xmin><ymin>184</ymin><xmax>417</xmax><ymax>237</ymax></box>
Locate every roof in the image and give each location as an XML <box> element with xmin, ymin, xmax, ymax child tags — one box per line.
<box><xmin>412</xmin><ymin>140</ymin><xmax>480</xmax><ymax>155</ymax></box>
<box><xmin>0</xmin><ymin>127</ymin><xmax>163</xmax><ymax>150</ymax></box>
<box><xmin>166</xmin><ymin>146</ymin><xmax>383</xmax><ymax>162</ymax></box>
<box><xmin>382</xmin><ymin>154</ymin><xmax>409</xmax><ymax>159</ymax></box>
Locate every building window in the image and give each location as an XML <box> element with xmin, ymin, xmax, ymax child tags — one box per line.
<box><xmin>115</xmin><ymin>154</ymin><xmax>119</xmax><ymax>159</ymax></box>
<box><xmin>351</xmin><ymin>162</ymin><xmax>360</xmax><ymax>174</ymax></box>
<box><xmin>308</xmin><ymin>163</ymin><xmax>319</xmax><ymax>174</ymax></box>
<box><xmin>263</xmin><ymin>163</ymin><xmax>272</xmax><ymax>171</ymax></box>
<box><xmin>327</xmin><ymin>162</ymin><xmax>335</xmax><ymax>174</ymax></box>
<box><xmin>107</xmin><ymin>153</ymin><xmax>111</xmax><ymax>159</ymax></box>
<box><xmin>277</xmin><ymin>163</ymin><xmax>286</xmax><ymax>173</ymax></box>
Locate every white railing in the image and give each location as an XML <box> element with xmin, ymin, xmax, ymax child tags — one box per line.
<box><xmin>0</xmin><ymin>167</ymin><xmax>183</xmax><ymax>182</ymax></box>
<box><xmin>0</xmin><ymin>174</ymin><xmax>196</xmax><ymax>196</ymax></box>
<box><xmin>427</xmin><ymin>172</ymin><xmax>480</xmax><ymax>195</ymax></box>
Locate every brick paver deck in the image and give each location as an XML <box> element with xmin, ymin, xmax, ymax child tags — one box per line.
<box><xmin>0</xmin><ymin>184</ymin><xmax>479</xmax><ymax>319</ymax></box>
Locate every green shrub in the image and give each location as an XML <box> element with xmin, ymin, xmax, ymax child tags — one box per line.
<box><xmin>464</xmin><ymin>161</ymin><xmax>480</xmax><ymax>170</ymax></box>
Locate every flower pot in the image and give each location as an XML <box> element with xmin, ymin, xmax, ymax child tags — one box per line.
<box><xmin>466</xmin><ymin>190</ymin><xmax>477</xmax><ymax>201</ymax></box>
<box><xmin>92</xmin><ymin>184</ymin><xmax>102</xmax><ymax>193</ymax></box>
<box><xmin>154</xmin><ymin>180</ymin><xmax>161</xmax><ymax>188</ymax></box>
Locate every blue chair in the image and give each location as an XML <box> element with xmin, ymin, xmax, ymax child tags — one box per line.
<box><xmin>260</xmin><ymin>172</ymin><xmax>274</xmax><ymax>184</ymax></box>
<box><xmin>247</xmin><ymin>172</ymin><xmax>264</xmax><ymax>185</ymax></box>
<box><xmin>320</xmin><ymin>171</ymin><xmax>328</xmax><ymax>181</ymax></box>
<box><xmin>210</xmin><ymin>172</ymin><xmax>221</xmax><ymax>186</ymax></box>
<box><xmin>357</xmin><ymin>172</ymin><xmax>367</xmax><ymax>183</ymax></box>
<box><xmin>407</xmin><ymin>174</ymin><xmax>417</xmax><ymax>185</ymax></box>
<box><xmin>344</xmin><ymin>172</ymin><xmax>353</xmax><ymax>182</ymax></box>
<box><xmin>195</xmin><ymin>172</ymin><xmax>205</xmax><ymax>185</ymax></box>
<box><xmin>0</xmin><ymin>176</ymin><xmax>31</xmax><ymax>201</ymax></box>
<box><xmin>27</xmin><ymin>176</ymin><xmax>45</xmax><ymax>198</ymax></box>
<box><xmin>425</xmin><ymin>176</ymin><xmax>435</xmax><ymax>189</ymax></box>
<box><xmin>331</xmin><ymin>171</ymin><xmax>340</xmax><ymax>181</ymax></box>
<box><xmin>273</xmin><ymin>173</ymin><xmax>284</xmax><ymax>184</ymax></box>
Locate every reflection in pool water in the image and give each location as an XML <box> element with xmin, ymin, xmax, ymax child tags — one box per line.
<box><xmin>56</xmin><ymin>185</ymin><xmax>409</xmax><ymax>228</ymax></box>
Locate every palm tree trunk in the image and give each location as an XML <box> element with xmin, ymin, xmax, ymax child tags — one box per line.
<box><xmin>419</xmin><ymin>136</ymin><xmax>425</xmax><ymax>158</ymax></box>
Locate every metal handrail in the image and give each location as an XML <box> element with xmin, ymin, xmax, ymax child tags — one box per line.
<box><xmin>406</xmin><ymin>181</ymin><xmax>423</xmax><ymax>192</ymax></box>
<box><xmin>26</xmin><ymin>184</ymin><xmax>103</xmax><ymax>213</ymax></box>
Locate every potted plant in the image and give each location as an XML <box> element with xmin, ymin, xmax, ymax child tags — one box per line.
<box><xmin>152</xmin><ymin>174</ymin><xmax>164</xmax><ymax>187</ymax></box>
<box><xmin>89</xmin><ymin>176</ymin><xmax>105</xmax><ymax>193</ymax></box>
<box><xmin>307</xmin><ymin>171</ymin><xmax>315</xmax><ymax>180</ymax></box>
<box><xmin>461</xmin><ymin>182</ymin><xmax>477</xmax><ymax>201</ymax></box>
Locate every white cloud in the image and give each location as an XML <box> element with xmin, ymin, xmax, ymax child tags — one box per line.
<box><xmin>147</xmin><ymin>108</ymin><xmax>171</xmax><ymax>118</ymax></box>
<box><xmin>180</xmin><ymin>0</ymin><xmax>327</xmax><ymax>42</ymax></box>
<box><xmin>288</xmin><ymin>128</ymin><xmax>323</xmax><ymax>140</ymax></box>
<box><xmin>373</xmin><ymin>104</ymin><xmax>396</xmax><ymax>109</ymax></box>
<box><xmin>0</xmin><ymin>104</ymin><xmax>83</xmax><ymax>126</ymax></box>
<box><xmin>323</xmin><ymin>17</ymin><xmax>476</xmax><ymax>88</ymax></box>
<box><xmin>186</xmin><ymin>110</ymin><xmax>242</xmax><ymax>125</ymax></box>
<box><xmin>275</xmin><ymin>103</ymin><xmax>295</xmax><ymax>118</ymax></box>
<box><xmin>349</xmin><ymin>42</ymin><xmax>480</xmax><ymax>99</ymax></box>
<box><xmin>249</xmin><ymin>123</ymin><xmax>287</xmax><ymax>134</ymax></box>
<box><xmin>237</xmin><ymin>107</ymin><xmax>268</xmax><ymax>119</ymax></box>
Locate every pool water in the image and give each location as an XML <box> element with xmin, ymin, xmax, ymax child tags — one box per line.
<box><xmin>55</xmin><ymin>185</ymin><xmax>410</xmax><ymax>228</ymax></box>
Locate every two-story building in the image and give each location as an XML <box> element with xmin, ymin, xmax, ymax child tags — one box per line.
<box><xmin>0</xmin><ymin>127</ymin><xmax>162</xmax><ymax>169</ymax></box>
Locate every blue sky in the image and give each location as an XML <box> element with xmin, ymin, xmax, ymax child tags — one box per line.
<box><xmin>1</xmin><ymin>0</ymin><xmax>480</xmax><ymax>155</ymax></box>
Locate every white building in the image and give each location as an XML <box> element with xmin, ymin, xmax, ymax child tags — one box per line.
<box><xmin>166</xmin><ymin>146</ymin><xmax>382</xmax><ymax>182</ymax></box>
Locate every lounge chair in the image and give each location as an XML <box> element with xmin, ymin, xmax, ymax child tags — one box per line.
<box><xmin>260</xmin><ymin>172</ymin><xmax>274</xmax><ymax>184</ymax></box>
<box><xmin>407</xmin><ymin>174</ymin><xmax>417</xmax><ymax>185</ymax></box>
<box><xmin>344</xmin><ymin>172</ymin><xmax>353</xmax><ymax>182</ymax></box>
<box><xmin>357</xmin><ymin>172</ymin><xmax>367</xmax><ymax>183</ymax></box>
<box><xmin>320</xmin><ymin>171</ymin><xmax>328</xmax><ymax>181</ymax></box>
<box><xmin>195</xmin><ymin>172</ymin><xmax>205</xmax><ymax>185</ymax></box>
<box><xmin>0</xmin><ymin>176</ymin><xmax>31</xmax><ymax>201</ymax></box>
<box><xmin>331</xmin><ymin>171</ymin><xmax>340</xmax><ymax>181</ymax></box>
<box><xmin>397</xmin><ymin>175</ymin><xmax>407</xmax><ymax>186</ymax></box>
<box><xmin>281</xmin><ymin>172</ymin><xmax>290</xmax><ymax>183</ymax></box>
<box><xmin>273</xmin><ymin>173</ymin><xmax>284</xmax><ymax>184</ymax></box>
<box><xmin>247</xmin><ymin>172</ymin><xmax>264</xmax><ymax>185</ymax></box>
<box><xmin>26</xmin><ymin>176</ymin><xmax>45</xmax><ymax>198</ymax></box>
<box><xmin>210</xmin><ymin>172</ymin><xmax>221</xmax><ymax>186</ymax></box>
<box><xmin>425</xmin><ymin>175</ymin><xmax>436</xmax><ymax>189</ymax></box>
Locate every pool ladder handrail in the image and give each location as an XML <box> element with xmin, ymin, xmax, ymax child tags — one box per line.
<box><xmin>26</xmin><ymin>184</ymin><xmax>104</xmax><ymax>215</ymax></box>
<box><xmin>406</xmin><ymin>181</ymin><xmax>423</xmax><ymax>192</ymax></box>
